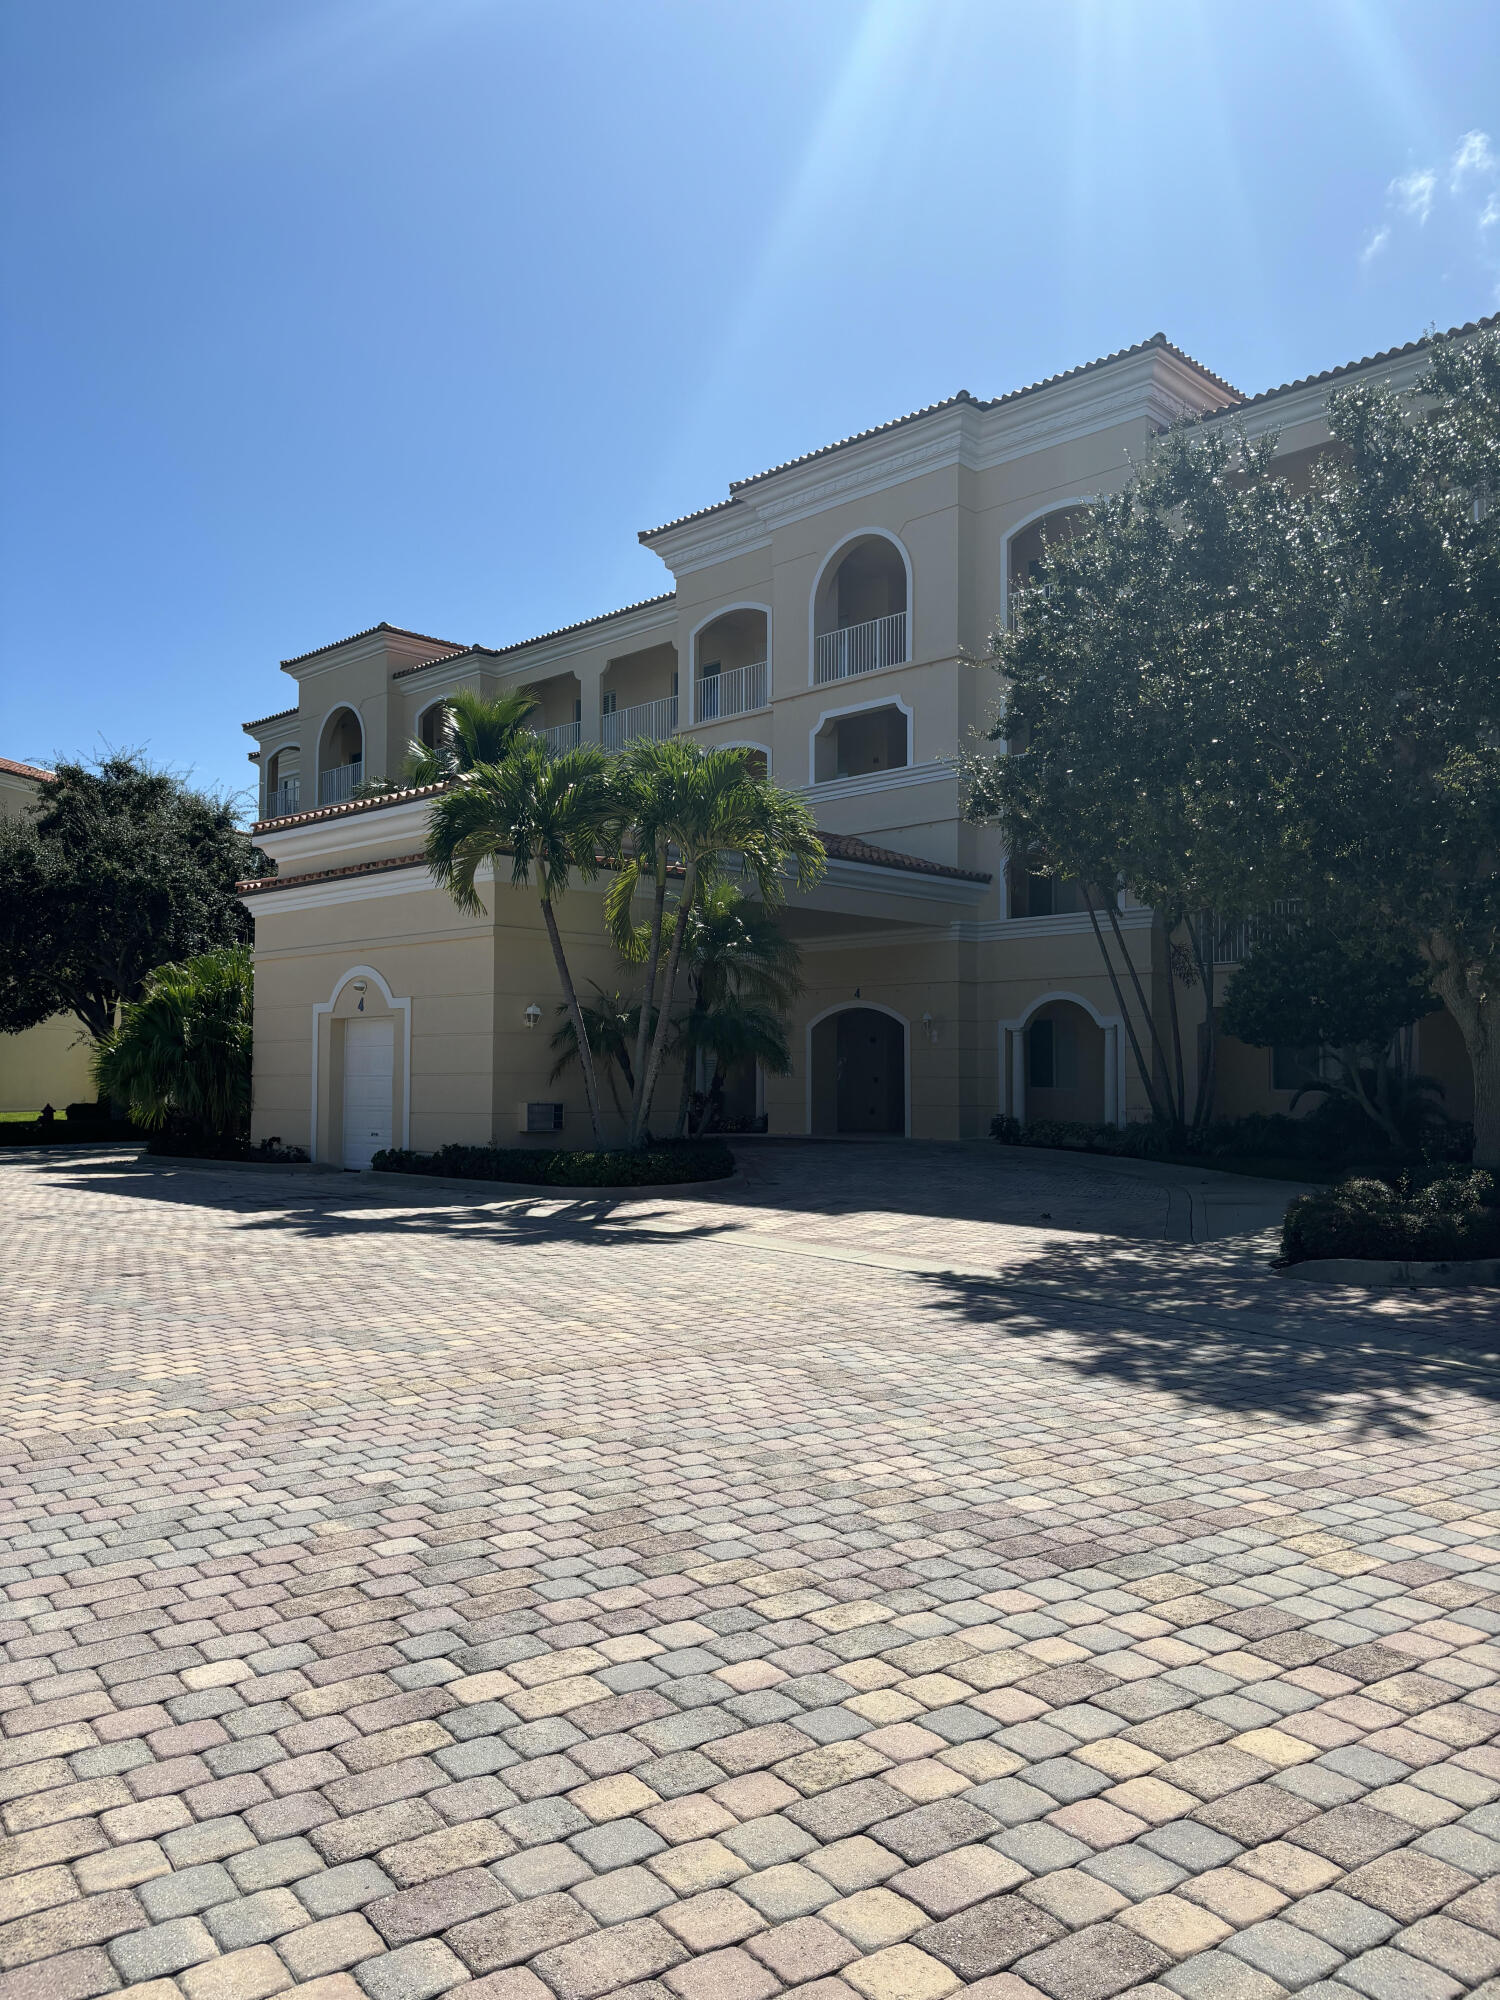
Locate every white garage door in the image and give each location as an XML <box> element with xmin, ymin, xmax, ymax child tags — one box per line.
<box><xmin>342</xmin><ymin>1017</ymin><xmax>394</xmax><ymax>1168</ymax></box>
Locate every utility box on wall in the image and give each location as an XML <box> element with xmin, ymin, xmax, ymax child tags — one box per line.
<box><xmin>520</xmin><ymin>1102</ymin><xmax>565</xmax><ymax>1134</ymax></box>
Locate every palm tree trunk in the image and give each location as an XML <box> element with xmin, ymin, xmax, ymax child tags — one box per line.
<box><xmin>540</xmin><ymin>895</ymin><xmax>604</xmax><ymax>1146</ymax></box>
<box><xmin>675</xmin><ymin>988</ymin><xmax>707</xmax><ymax>1137</ymax></box>
<box><xmin>636</xmin><ymin>858</ymin><xmax>697</xmax><ymax>1142</ymax></box>
<box><xmin>628</xmin><ymin>866</ymin><xmax>668</xmax><ymax>1144</ymax></box>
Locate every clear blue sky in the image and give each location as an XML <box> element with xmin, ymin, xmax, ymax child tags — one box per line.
<box><xmin>3</xmin><ymin>1</ymin><xmax>1497</xmax><ymax>813</ymax></box>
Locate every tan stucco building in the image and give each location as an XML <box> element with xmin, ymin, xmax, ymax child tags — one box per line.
<box><xmin>0</xmin><ymin>759</ymin><xmax>96</xmax><ymax>1114</ymax></box>
<box><xmin>240</xmin><ymin>320</ymin><xmax>1484</xmax><ymax>1166</ymax></box>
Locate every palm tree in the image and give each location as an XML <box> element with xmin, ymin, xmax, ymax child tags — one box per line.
<box><xmin>425</xmin><ymin>740</ymin><xmax>616</xmax><ymax>1145</ymax></box>
<box><xmin>607</xmin><ymin>741</ymin><xmax>824</xmax><ymax>1145</ymax></box>
<box><xmin>671</xmin><ymin>881</ymin><xmax>802</xmax><ymax>1136</ymax></box>
<box><xmin>93</xmin><ymin>946</ymin><xmax>253</xmax><ymax>1139</ymax></box>
<box><xmin>548</xmin><ymin>985</ymin><xmax>642</xmax><ymax>1119</ymax></box>
<box><xmin>403</xmin><ymin>688</ymin><xmax>541</xmax><ymax>788</ymax></box>
<box><xmin>681</xmin><ymin>999</ymin><xmax>793</xmax><ymax>1137</ymax></box>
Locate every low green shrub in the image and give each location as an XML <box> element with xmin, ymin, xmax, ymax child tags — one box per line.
<box><xmin>144</xmin><ymin>1130</ymin><xmax>309</xmax><ymax>1162</ymax></box>
<box><xmin>371</xmin><ymin>1141</ymin><xmax>735</xmax><ymax>1187</ymax></box>
<box><xmin>989</xmin><ymin>1115</ymin><xmax>1172</xmax><ymax>1158</ymax></box>
<box><xmin>1280</xmin><ymin>1167</ymin><xmax>1500</xmax><ymax>1265</ymax></box>
<box><xmin>0</xmin><ymin>1113</ymin><xmax>140</xmax><ymax>1146</ymax></box>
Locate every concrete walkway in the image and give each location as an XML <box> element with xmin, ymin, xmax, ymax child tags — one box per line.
<box><xmin>1</xmin><ymin>1146</ymin><xmax>1496</xmax><ymax>2000</ymax></box>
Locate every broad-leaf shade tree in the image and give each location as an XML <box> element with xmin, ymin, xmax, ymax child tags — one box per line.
<box><xmin>967</xmin><ymin>328</ymin><xmax>1500</xmax><ymax>1165</ymax></box>
<box><xmin>0</xmin><ymin>755</ymin><xmax>257</xmax><ymax>1047</ymax></box>
<box><xmin>1220</xmin><ymin>922</ymin><xmax>1440</xmax><ymax>1149</ymax></box>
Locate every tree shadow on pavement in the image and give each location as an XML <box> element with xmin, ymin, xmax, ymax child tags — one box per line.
<box><xmin>913</xmin><ymin>1232</ymin><xmax>1500</xmax><ymax>1438</ymax></box>
<box><xmin>44</xmin><ymin>1160</ymin><xmax>739</xmax><ymax>1252</ymax></box>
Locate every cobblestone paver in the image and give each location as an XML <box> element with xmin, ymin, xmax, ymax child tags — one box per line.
<box><xmin>2</xmin><ymin>1144</ymin><xmax>1498</xmax><ymax>2000</ymax></box>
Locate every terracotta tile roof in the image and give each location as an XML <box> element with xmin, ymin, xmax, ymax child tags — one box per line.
<box><xmin>239</xmin><ymin>852</ymin><xmax>426</xmax><ymax>896</ymax></box>
<box><xmin>390</xmin><ymin>592</ymin><xmax>679</xmax><ymax>680</ymax></box>
<box><xmin>253</xmin><ymin>781</ymin><xmax>443</xmax><ymax>834</ymax></box>
<box><xmin>241</xmin><ymin>704</ymin><xmax>299</xmax><ymax>734</ymax></box>
<box><xmin>821</xmin><ymin>831</ymin><xmax>990</xmax><ymax>884</ymax></box>
<box><xmin>639</xmin><ymin>335</ymin><xmax>1243</xmax><ymax>541</ymax></box>
<box><xmin>1237</xmin><ymin>309</ymin><xmax>1500</xmax><ymax>410</ymax></box>
<box><xmin>0</xmin><ymin>756</ymin><xmax>56</xmax><ymax>782</ymax></box>
<box><xmin>280</xmin><ymin>621</ymin><xmax>465</xmax><ymax>669</ymax></box>
<box><xmin>250</xmin><ymin>779</ymin><xmax>989</xmax><ymax>888</ymax></box>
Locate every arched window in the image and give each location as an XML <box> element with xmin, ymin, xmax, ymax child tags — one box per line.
<box><xmin>812</xmin><ymin>533</ymin><xmax>910</xmax><ymax>685</ymax></box>
<box><xmin>263</xmin><ymin>747</ymin><xmax>301</xmax><ymax>818</ymax></box>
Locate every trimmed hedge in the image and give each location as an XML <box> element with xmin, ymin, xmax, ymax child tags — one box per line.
<box><xmin>991</xmin><ymin>1105</ymin><xmax>1473</xmax><ymax>1171</ymax></box>
<box><xmin>371</xmin><ymin>1141</ymin><xmax>735</xmax><ymax>1187</ymax></box>
<box><xmin>1280</xmin><ymin>1168</ymin><xmax>1500</xmax><ymax>1265</ymax></box>
<box><xmin>144</xmin><ymin>1132</ymin><xmax>309</xmax><ymax>1162</ymax></box>
<box><xmin>0</xmin><ymin>1115</ymin><xmax>140</xmax><ymax>1147</ymax></box>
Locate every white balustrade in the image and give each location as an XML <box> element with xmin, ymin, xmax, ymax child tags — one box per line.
<box><xmin>695</xmin><ymin>660</ymin><xmax>768</xmax><ymax>722</ymax></box>
<box><xmin>537</xmin><ymin>720</ymin><xmax>582</xmax><ymax>755</ymax></box>
<box><xmin>601</xmin><ymin>694</ymin><xmax>678</xmax><ymax>752</ymax></box>
<box><xmin>813</xmin><ymin>610</ymin><xmax>907</xmax><ymax>685</ymax></box>
<box><xmin>318</xmin><ymin>764</ymin><xmax>359</xmax><ymax>806</ymax></box>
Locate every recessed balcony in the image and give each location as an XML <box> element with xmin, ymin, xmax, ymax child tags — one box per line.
<box><xmin>602</xmin><ymin>694</ymin><xmax>678</xmax><ymax>751</ymax></box>
<box><xmin>537</xmin><ymin>719</ymin><xmax>582</xmax><ymax>755</ymax></box>
<box><xmin>814</xmin><ymin>610</ymin><xmax>907</xmax><ymax>685</ymax></box>
<box><xmin>813</xmin><ymin>535</ymin><xmax>909</xmax><ymax>685</ymax></box>
<box><xmin>266</xmin><ymin>778</ymin><xmax>301</xmax><ymax>816</ymax></box>
<box><xmin>696</xmin><ymin>659</ymin><xmax>767</xmax><ymax>722</ymax></box>
<box><xmin>318</xmin><ymin>763</ymin><xmax>360</xmax><ymax>806</ymax></box>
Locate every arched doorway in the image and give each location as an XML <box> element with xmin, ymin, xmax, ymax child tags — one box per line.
<box><xmin>318</xmin><ymin>707</ymin><xmax>364</xmax><ymax>805</ymax></box>
<box><xmin>810</xmin><ymin>1006</ymin><xmax>907</xmax><ymax>1135</ymax></box>
<box><xmin>1016</xmin><ymin>998</ymin><xmax>1109</xmax><ymax>1125</ymax></box>
<box><xmin>812</xmin><ymin>533</ymin><xmax>910</xmax><ymax>685</ymax></box>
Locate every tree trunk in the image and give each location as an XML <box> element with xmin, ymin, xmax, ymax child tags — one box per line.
<box><xmin>1085</xmin><ymin>896</ymin><xmax>1171</xmax><ymax>1129</ymax></box>
<box><xmin>540</xmin><ymin>895</ymin><xmax>604</xmax><ymax>1147</ymax></box>
<box><xmin>628</xmin><ymin>867</ymin><xmax>668</xmax><ymax>1145</ymax></box>
<box><xmin>1429</xmin><ymin>950</ymin><xmax>1500</xmax><ymax>1169</ymax></box>
<box><xmin>635</xmin><ymin>860</ymin><xmax>697</xmax><ymax>1143</ymax></box>
<box><xmin>1185</xmin><ymin>915</ymin><xmax>1217</xmax><ymax>1141</ymax></box>
<box><xmin>1162</xmin><ymin>917</ymin><xmax>1187</xmax><ymax>1133</ymax></box>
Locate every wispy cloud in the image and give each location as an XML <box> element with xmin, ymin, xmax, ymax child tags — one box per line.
<box><xmin>1360</xmin><ymin>225</ymin><xmax>1391</xmax><ymax>265</ymax></box>
<box><xmin>1361</xmin><ymin>129</ymin><xmax>1499</xmax><ymax>287</ymax></box>
<box><xmin>1451</xmin><ymin>129</ymin><xmax>1496</xmax><ymax>191</ymax></box>
<box><xmin>1390</xmin><ymin>167</ymin><xmax>1436</xmax><ymax>223</ymax></box>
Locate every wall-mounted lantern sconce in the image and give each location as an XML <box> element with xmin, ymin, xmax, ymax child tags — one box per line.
<box><xmin>352</xmin><ymin>978</ymin><xmax>367</xmax><ymax>1013</ymax></box>
<box><xmin>922</xmin><ymin>1011</ymin><xmax>939</xmax><ymax>1044</ymax></box>
<box><xmin>524</xmin><ymin>1004</ymin><xmax>543</xmax><ymax>1030</ymax></box>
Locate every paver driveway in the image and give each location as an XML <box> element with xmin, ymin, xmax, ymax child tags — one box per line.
<box><xmin>3</xmin><ymin>1143</ymin><xmax>1499</xmax><ymax>2000</ymax></box>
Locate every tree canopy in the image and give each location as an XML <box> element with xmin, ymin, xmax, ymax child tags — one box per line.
<box><xmin>0</xmin><ymin>754</ymin><xmax>259</xmax><ymax>1043</ymax></box>
<box><xmin>967</xmin><ymin>326</ymin><xmax>1500</xmax><ymax>1162</ymax></box>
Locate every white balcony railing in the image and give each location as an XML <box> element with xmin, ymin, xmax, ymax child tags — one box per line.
<box><xmin>601</xmin><ymin>695</ymin><xmax>678</xmax><ymax>752</ymax></box>
<box><xmin>695</xmin><ymin>660</ymin><xmax>768</xmax><ymax>723</ymax></box>
<box><xmin>1204</xmin><ymin>901</ymin><xmax>1303</xmax><ymax>966</ymax></box>
<box><xmin>1007</xmin><ymin>583</ymin><xmax>1054</xmax><ymax>629</ymax></box>
<box><xmin>264</xmin><ymin>779</ymin><xmax>301</xmax><ymax>818</ymax></box>
<box><xmin>537</xmin><ymin>720</ymin><xmax>582</xmax><ymax>756</ymax></box>
<box><xmin>814</xmin><ymin>610</ymin><xmax>907</xmax><ymax>685</ymax></box>
<box><xmin>318</xmin><ymin>763</ymin><xmax>360</xmax><ymax>806</ymax></box>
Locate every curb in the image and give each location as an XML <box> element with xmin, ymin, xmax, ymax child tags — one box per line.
<box><xmin>144</xmin><ymin>1154</ymin><xmax>744</xmax><ymax>1200</ymax></box>
<box><xmin>1280</xmin><ymin>1255</ymin><xmax>1500</xmax><ymax>1290</ymax></box>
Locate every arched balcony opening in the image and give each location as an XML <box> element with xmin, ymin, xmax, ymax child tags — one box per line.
<box><xmin>812</xmin><ymin>701</ymin><xmax>909</xmax><ymax>785</ymax></box>
<box><xmin>693</xmin><ymin>608</ymin><xmax>769</xmax><ymax>724</ymax></box>
<box><xmin>522</xmin><ymin>674</ymin><xmax>582</xmax><ymax>755</ymax></box>
<box><xmin>263</xmin><ymin>747</ymin><xmax>301</xmax><ymax>818</ymax></box>
<box><xmin>317</xmin><ymin>708</ymin><xmax>364</xmax><ymax>806</ymax></box>
<box><xmin>1005</xmin><ymin>505</ymin><xmax>1090</xmax><ymax>626</ymax></box>
<box><xmin>416</xmin><ymin>702</ymin><xmax>449</xmax><ymax>753</ymax></box>
<box><xmin>813</xmin><ymin>534</ymin><xmax>909</xmax><ymax>685</ymax></box>
<box><xmin>601</xmin><ymin>642</ymin><xmax>679</xmax><ymax>752</ymax></box>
